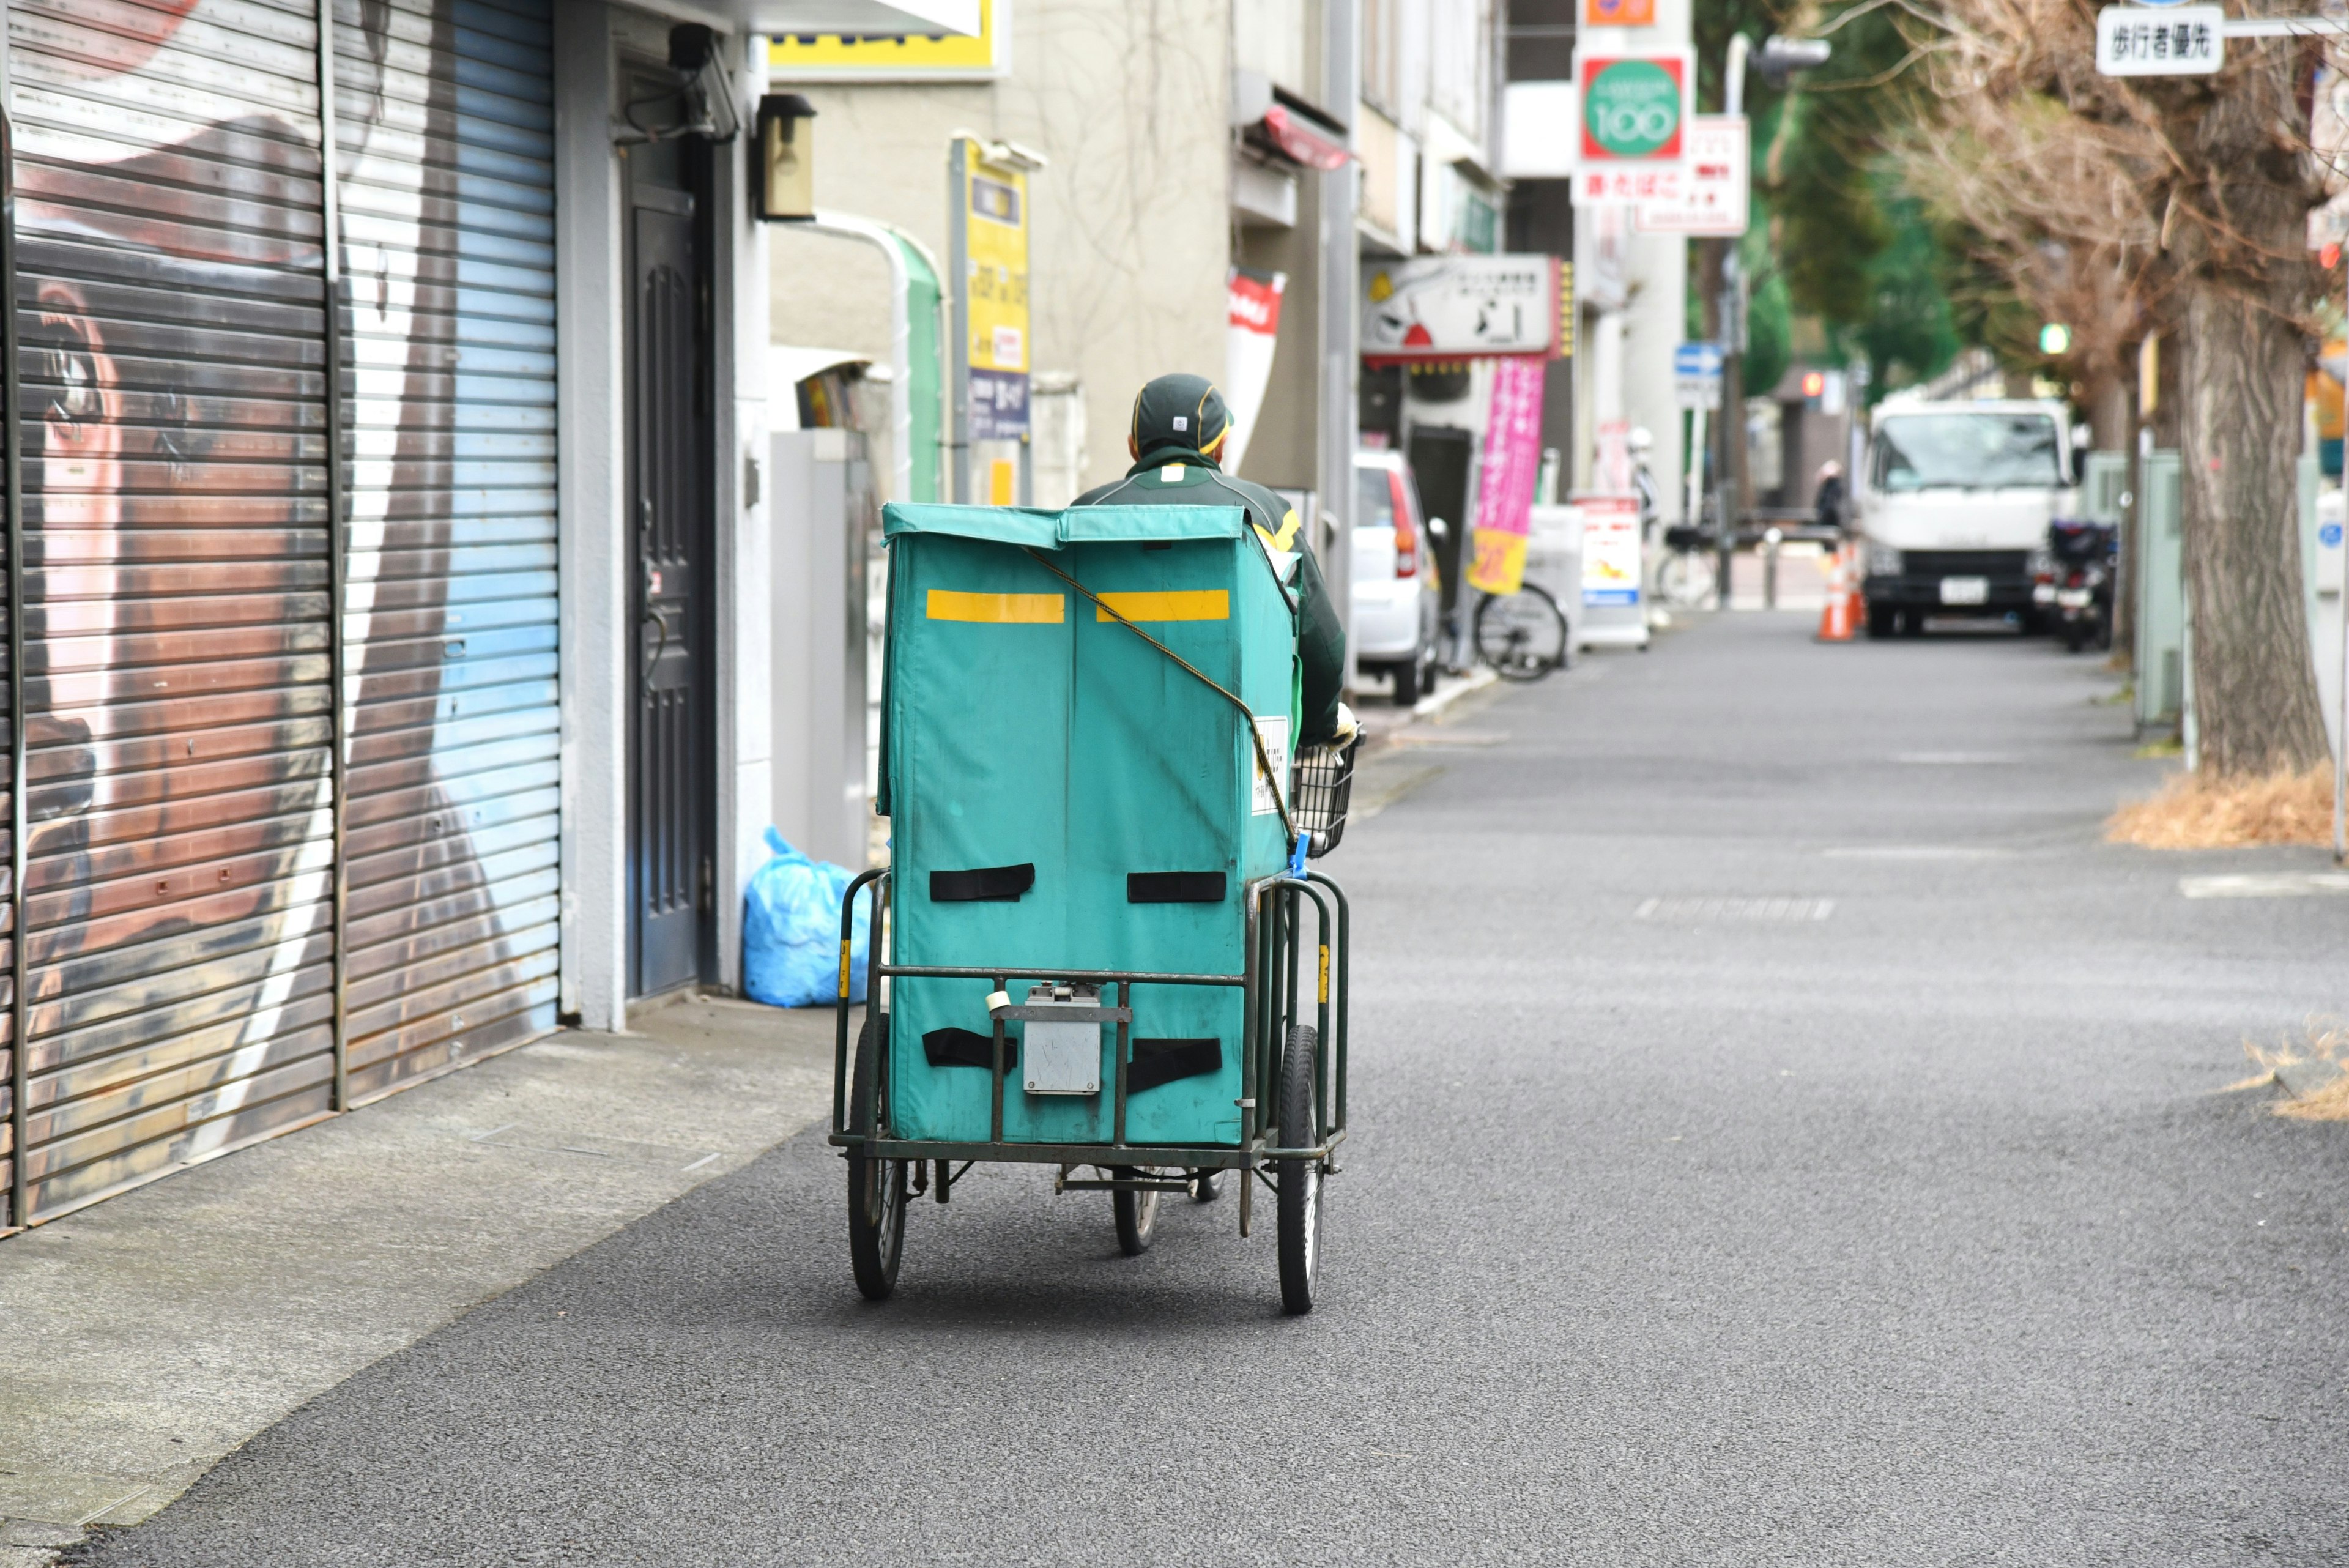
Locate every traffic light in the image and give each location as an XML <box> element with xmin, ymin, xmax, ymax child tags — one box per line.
<box><xmin>2039</xmin><ymin>322</ymin><xmax>2071</xmax><ymax>355</ymax></box>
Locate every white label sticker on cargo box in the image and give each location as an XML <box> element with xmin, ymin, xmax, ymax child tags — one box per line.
<box><xmin>1252</xmin><ymin>716</ymin><xmax>1290</xmax><ymax>816</ymax></box>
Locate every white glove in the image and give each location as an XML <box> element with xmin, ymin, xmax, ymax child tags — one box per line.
<box><xmin>1332</xmin><ymin>701</ymin><xmax>1360</xmax><ymax>746</ymax></box>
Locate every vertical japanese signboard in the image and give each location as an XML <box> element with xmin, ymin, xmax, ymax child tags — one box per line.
<box><xmin>1572</xmin><ymin>50</ymin><xmax>1693</xmax><ymax>206</ymax></box>
<box><xmin>1632</xmin><ymin>115</ymin><xmax>1749</xmax><ymax>236</ymax></box>
<box><xmin>953</xmin><ymin>139</ymin><xmax>1031</xmax><ymax>446</ymax></box>
<box><xmin>1579</xmin><ymin>496</ymin><xmax>1645</xmax><ymax>606</ymax></box>
<box><xmin>1465</xmin><ymin>359</ymin><xmax>1550</xmax><ymax>595</ymax></box>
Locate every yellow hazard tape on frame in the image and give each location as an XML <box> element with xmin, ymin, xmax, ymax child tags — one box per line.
<box><xmin>927</xmin><ymin>590</ymin><xmax>1065</xmax><ymax>623</ymax></box>
<box><xmin>1093</xmin><ymin>590</ymin><xmax>1230</xmax><ymax>623</ymax></box>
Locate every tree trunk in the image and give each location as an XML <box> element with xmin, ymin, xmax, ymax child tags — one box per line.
<box><xmin>2087</xmin><ymin>366</ymin><xmax>2129</xmax><ymax>455</ymax></box>
<box><xmin>2178</xmin><ymin>285</ymin><xmax>2327</xmax><ymax>774</ymax></box>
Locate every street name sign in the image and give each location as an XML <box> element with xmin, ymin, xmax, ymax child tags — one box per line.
<box><xmin>2096</xmin><ymin>5</ymin><xmax>2223</xmax><ymax>74</ymax></box>
<box><xmin>1674</xmin><ymin>341</ymin><xmax>1724</xmax><ymax>409</ymax></box>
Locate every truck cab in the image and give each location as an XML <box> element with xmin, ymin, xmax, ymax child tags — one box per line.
<box><xmin>1857</xmin><ymin>398</ymin><xmax>2077</xmax><ymax>637</ymax></box>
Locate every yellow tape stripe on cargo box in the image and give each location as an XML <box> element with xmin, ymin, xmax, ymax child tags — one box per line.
<box><xmin>927</xmin><ymin>590</ymin><xmax>1064</xmax><ymax>623</ymax></box>
<box><xmin>1094</xmin><ymin>590</ymin><xmax>1230</xmax><ymax>623</ymax></box>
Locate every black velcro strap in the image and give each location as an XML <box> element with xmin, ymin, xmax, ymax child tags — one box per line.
<box><xmin>922</xmin><ymin>1027</ymin><xmax>1014</xmax><ymax>1069</ymax></box>
<box><xmin>1127</xmin><ymin>871</ymin><xmax>1226</xmax><ymax>904</ymax></box>
<box><xmin>929</xmin><ymin>863</ymin><xmax>1034</xmax><ymax>902</ymax></box>
<box><xmin>1128</xmin><ymin>1038</ymin><xmax>1221</xmax><ymax>1094</ymax></box>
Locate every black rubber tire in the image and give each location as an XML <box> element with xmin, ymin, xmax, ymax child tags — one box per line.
<box><xmin>1392</xmin><ymin>655</ymin><xmax>1421</xmax><ymax>707</ymax></box>
<box><xmin>1900</xmin><ymin>609</ymin><xmax>1926</xmax><ymax>637</ymax></box>
<box><xmin>846</xmin><ymin>1015</ymin><xmax>906</xmax><ymax>1301</ymax></box>
<box><xmin>1192</xmin><ymin>1168</ymin><xmax>1225</xmax><ymax>1202</ymax></box>
<box><xmin>1865</xmin><ymin>601</ymin><xmax>1897</xmax><ymax>640</ymax></box>
<box><xmin>2062</xmin><ymin>620</ymin><xmax>2087</xmax><ymax>653</ymax></box>
<box><xmin>1112</xmin><ymin>1167</ymin><xmax>1160</xmax><ymax>1255</ymax></box>
<box><xmin>1472</xmin><ymin>584</ymin><xmax>1568</xmax><ymax>681</ymax></box>
<box><xmin>1276</xmin><ymin>1024</ymin><xmax>1323</xmax><ymax>1316</ymax></box>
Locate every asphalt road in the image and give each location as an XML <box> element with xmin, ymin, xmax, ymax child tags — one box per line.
<box><xmin>76</xmin><ymin>615</ymin><xmax>2349</xmax><ymax>1566</ymax></box>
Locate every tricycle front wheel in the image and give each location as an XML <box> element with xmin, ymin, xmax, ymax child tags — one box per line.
<box><xmin>847</xmin><ymin>1016</ymin><xmax>907</xmax><ymax>1300</ymax></box>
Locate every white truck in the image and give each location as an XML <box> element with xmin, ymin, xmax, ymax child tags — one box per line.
<box><xmin>1857</xmin><ymin>398</ymin><xmax>2079</xmax><ymax>638</ymax></box>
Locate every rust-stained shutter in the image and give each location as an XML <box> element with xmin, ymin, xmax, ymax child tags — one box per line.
<box><xmin>335</xmin><ymin>0</ymin><xmax>558</xmax><ymax>1102</ymax></box>
<box><xmin>7</xmin><ymin>0</ymin><xmax>338</xmax><ymax>1222</ymax></box>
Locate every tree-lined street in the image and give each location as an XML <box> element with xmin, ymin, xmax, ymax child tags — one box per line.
<box><xmin>67</xmin><ymin>619</ymin><xmax>2349</xmax><ymax>1566</ymax></box>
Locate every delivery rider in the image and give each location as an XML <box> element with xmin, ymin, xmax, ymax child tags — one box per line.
<box><xmin>1071</xmin><ymin>373</ymin><xmax>1349</xmax><ymax>745</ymax></box>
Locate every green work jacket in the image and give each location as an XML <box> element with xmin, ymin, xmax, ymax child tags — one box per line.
<box><xmin>1071</xmin><ymin>452</ymin><xmax>1346</xmax><ymax>745</ymax></box>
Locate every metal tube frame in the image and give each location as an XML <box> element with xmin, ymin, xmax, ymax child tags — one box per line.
<box><xmin>828</xmin><ymin>870</ymin><xmax>1352</xmax><ymax>1180</ymax></box>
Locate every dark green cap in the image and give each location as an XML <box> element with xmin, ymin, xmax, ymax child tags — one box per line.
<box><xmin>1129</xmin><ymin>373</ymin><xmax>1231</xmax><ymax>461</ymax></box>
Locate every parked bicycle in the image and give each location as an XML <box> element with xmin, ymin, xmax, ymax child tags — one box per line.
<box><xmin>1470</xmin><ymin>582</ymin><xmax>1570</xmax><ymax>680</ymax></box>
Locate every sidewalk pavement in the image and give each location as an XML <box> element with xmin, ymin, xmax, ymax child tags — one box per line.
<box><xmin>0</xmin><ymin>996</ymin><xmax>842</xmax><ymax>1564</ymax></box>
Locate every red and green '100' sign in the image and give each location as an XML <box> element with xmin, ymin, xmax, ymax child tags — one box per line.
<box><xmin>1579</xmin><ymin>56</ymin><xmax>1685</xmax><ymax>161</ymax></box>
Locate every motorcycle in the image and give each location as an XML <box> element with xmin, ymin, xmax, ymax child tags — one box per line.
<box><xmin>2035</xmin><ymin>519</ymin><xmax>2116</xmax><ymax>654</ymax></box>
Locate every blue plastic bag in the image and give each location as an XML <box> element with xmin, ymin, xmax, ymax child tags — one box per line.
<box><xmin>743</xmin><ymin>827</ymin><xmax>870</xmax><ymax>1008</ymax></box>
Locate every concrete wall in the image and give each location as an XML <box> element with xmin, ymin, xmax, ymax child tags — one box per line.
<box><xmin>766</xmin><ymin>0</ymin><xmax>1233</xmax><ymax>502</ymax></box>
<box><xmin>1235</xmin><ymin>218</ymin><xmax>1322</xmax><ymax>492</ymax></box>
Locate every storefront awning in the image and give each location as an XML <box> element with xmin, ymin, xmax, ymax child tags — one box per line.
<box><xmin>1260</xmin><ymin>105</ymin><xmax>1351</xmax><ymax>171</ymax></box>
<box><xmin>712</xmin><ymin>0</ymin><xmax>980</xmax><ymax>34</ymax></box>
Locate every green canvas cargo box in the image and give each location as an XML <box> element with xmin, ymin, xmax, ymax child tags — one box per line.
<box><xmin>877</xmin><ymin>502</ymin><xmax>1302</xmax><ymax>1146</ymax></box>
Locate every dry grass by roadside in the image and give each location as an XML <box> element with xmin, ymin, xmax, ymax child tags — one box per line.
<box><xmin>2236</xmin><ymin>1019</ymin><xmax>2349</xmax><ymax>1121</ymax></box>
<box><xmin>2106</xmin><ymin>764</ymin><xmax>2333</xmax><ymax>849</ymax></box>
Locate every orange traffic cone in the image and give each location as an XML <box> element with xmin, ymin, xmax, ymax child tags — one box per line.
<box><xmin>1816</xmin><ymin>546</ymin><xmax>1857</xmax><ymax>642</ymax></box>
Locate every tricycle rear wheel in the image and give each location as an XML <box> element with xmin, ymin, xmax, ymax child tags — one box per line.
<box><xmin>1112</xmin><ymin>1167</ymin><xmax>1160</xmax><ymax>1255</ymax></box>
<box><xmin>1276</xmin><ymin>1024</ymin><xmax>1323</xmax><ymax>1315</ymax></box>
<box><xmin>847</xmin><ymin>1015</ymin><xmax>906</xmax><ymax>1300</ymax></box>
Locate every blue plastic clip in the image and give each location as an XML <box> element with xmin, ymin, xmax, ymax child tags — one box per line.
<box><xmin>1288</xmin><ymin>832</ymin><xmax>1310</xmax><ymax>879</ymax></box>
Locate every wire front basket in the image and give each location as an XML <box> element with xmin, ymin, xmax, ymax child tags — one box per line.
<box><xmin>1290</xmin><ymin>734</ymin><xmax>1362</xmax><ymax>859</ymax></box>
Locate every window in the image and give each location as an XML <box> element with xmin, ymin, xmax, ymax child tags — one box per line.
<box><xmin>1871</xmin><ymin>413</ymin><xmax>2062</xmax><ymax>492</ymax></box>
<box><xmin>1356</xmin><ymin>465</ymin><xmax>1397</xmax><ymax>529</ymax></box>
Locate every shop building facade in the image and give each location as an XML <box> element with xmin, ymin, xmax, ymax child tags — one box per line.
<box><xmin>0</xmin><ymin>0</ymin><xmax>946</xmax><ymax>1232</ymax></box>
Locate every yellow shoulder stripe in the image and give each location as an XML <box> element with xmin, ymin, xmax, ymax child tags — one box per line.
<box><xmin>1094</xmin><ymin>589</ymin><xmax>1229</xmax><ymax>623</ymax></box>
<box><xmin>927</xmin><ymin>590</ymin><xmax>1064</xmax><ymax>624</ymax></box>
<box><xmin>1253</xmin><ymin>507</ymin><xmax>1301</xmax><ymax>552</ymax></box>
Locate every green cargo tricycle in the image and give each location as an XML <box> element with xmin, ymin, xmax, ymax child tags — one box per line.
<box><xmin>829</xmin><ymin>501</ymin><xmax>1356</xmax><ymax>1314</ymax></box>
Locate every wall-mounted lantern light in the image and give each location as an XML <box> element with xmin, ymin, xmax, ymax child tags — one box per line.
<box><xmin>756</xmin><ymin>94</ymin><xmax>818</xmax><ymax>221</ymax></box>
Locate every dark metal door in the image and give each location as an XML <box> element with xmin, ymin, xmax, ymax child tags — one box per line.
<box><xmin>1408</xmin><ymin>425</ymin><xmax>1476</xmax><ymax>621</ymax></box>
<box><xmin>626</xmin><ymin>149</ymin><xmax>711</xmax><ymax>998</ymax></box>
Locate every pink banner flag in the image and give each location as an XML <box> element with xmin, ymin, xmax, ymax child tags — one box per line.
<box><xmin>1466</xmin><ymin>357</ymin><xmax>1548</xmax><ymax>595</ymax></box>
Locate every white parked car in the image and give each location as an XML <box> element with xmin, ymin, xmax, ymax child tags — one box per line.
<box><xmin>1351</xmin><ymin>450</ymin><xmax>1441</xmax><ymax>704</ymax></box>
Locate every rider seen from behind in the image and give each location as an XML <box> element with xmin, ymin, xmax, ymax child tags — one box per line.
<box><xmin>1071</xmin><ymin>373</ymin><xmax>1347</xmax><ymax>746</ymax></box>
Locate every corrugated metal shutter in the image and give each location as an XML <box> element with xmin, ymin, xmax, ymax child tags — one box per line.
<box><xmin>334</xmin><ymin>0</ymin><xmax>558</xmax><ymax>1102</ymax></box>
<box><xmin>7</xmin><ymin>0</ymin><xmax>339</xmax><ymax>1222</ymax></box>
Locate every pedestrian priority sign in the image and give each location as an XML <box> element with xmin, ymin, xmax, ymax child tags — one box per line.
<box><xmin>2096</xmin><ymin>5</ymin><xmax>2222</xmax><ymax>74</ymax></box>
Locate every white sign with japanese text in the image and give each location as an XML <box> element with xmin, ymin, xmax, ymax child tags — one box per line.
<box><xmin>1633</xmin><ymin>116</ymin><xmax>1749</xmax><ymax>236</ymax></box>
<box><xmin>1360</xmin><ymin>256</ymin><xmax>1562</xmax><ymax>361</ymax></box>
<box><xmin>2096</xmin><ymin>5</ymin><xmax>2223</xmax><ymax>74</ymax></box>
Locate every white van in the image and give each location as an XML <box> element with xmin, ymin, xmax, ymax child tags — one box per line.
<box><xmin>1857</xmin><ymin>399</ymin><xmax>2078</xmax><ymax>637</ymax></box>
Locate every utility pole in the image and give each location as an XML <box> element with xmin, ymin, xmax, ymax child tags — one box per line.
<box><xmin>1710</xmin><ymin>33</ymin><xmax>1828</xmax><ymax>606</ymax></box>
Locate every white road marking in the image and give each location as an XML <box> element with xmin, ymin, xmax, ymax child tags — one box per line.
<box><xmin>2178</xmin><ymin>872</ymin><xmax>2349</xmax><ymax>899</ymax></box>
